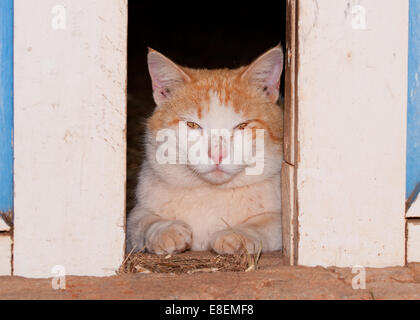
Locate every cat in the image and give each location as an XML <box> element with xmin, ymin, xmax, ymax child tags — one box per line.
<box><xmin>126</xmin><ymin>45</ymin><xmax>284</xmax><ymax>255</ymax></box>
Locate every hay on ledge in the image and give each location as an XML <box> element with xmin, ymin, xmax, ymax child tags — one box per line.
<box><xmin>119</xmin><ymin>250</ymin><xmax>260</xmax><ymax>275</ymax></box>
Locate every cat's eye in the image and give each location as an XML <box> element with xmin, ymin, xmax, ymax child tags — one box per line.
<box><xmin>235</xmin><ymin>122</ymin><xmax>248</xmax><ymax>130</ymax></box>
<box><xmin>186</xmin><ymin>121</ymin><xmax>201</xmax><ymax>129</ymax></box>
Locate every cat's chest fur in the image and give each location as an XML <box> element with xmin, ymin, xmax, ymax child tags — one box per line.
<box><xmin>139</xmin><ymin>172</ymin><xmax>281</xmax><ymax>250</ymax></box>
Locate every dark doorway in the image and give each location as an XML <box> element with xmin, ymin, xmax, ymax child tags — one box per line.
<box><xmin>127</xmin><ymin>1</ymin><xmax>287</xmax><ymax>212</ymax></box>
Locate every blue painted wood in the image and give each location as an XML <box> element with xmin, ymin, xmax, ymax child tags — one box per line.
<box><xmin>0</xmin><ymin>0</ymin><xmax>13</xmax><ymax>214</ymax></box>
<box><xmin>407</xmin><ymin>0</ymin><xmax>420</xmax><ymax>202</ymax></box>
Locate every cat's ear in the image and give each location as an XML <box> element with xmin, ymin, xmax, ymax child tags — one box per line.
<box><xmin>147</xmin><ymin>48</ymin><xmax>192</xmax><ymax>106</ymax></box>
<box><xmin>240</xmin><ymin>45</ymin><xmax>284</xmax><ymax>103</ymax></box>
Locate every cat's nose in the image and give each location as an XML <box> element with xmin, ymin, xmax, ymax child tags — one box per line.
<box><xmin>209</xmin><ymin>149</ymin><xmax>223</xmax><ymax>164</ymax></box>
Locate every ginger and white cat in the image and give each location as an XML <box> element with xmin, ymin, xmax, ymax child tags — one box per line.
<box><xmin>127</xmin><ymin>45</ymin><xmax>284</xmax><ymax>255</ymax></box>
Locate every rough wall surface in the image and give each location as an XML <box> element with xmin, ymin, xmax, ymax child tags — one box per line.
<box><xmin>14</xmin><ymin>0</ymin><xmax>127</xmax><ymax>277</ymax></box>
<box><xmin>296</xmin><ymin>0</ymin><xmax>408</xmax><ymax>267</ymax></box>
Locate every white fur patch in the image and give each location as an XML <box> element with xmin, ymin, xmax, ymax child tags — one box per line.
<box><xmin>196</xmin><ymin>90</ymin><xmax>245</xmax><ymax>130</ymax></box>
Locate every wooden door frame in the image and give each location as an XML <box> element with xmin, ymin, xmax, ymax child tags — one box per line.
<box><xmin>281</xmin><ymin>0</ymin><xmax>299</xmax><ymax>265</ymax></box>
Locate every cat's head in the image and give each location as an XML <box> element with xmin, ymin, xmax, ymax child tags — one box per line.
<box><xmin>145</xmin><ymin>46</ymin><xmax>284</xmax><ymax>188</ymax></box>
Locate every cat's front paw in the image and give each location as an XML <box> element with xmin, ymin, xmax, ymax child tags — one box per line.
<box><xmin>210</xmin><ymin>228</ymin><xmax>261</xmax><ymax>255</ymax></box>
<box><xmin>145</xmin><ymin>220</ymin><xmax>192</xmax><ymax>255</ymax></box>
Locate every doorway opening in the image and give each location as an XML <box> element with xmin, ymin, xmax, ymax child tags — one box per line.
<box><xmin>125</xmin><ymin>1</ymin><xmax>290</xmax><ymax>272</ymax></box>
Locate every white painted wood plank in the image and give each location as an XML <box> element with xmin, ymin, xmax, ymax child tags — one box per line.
<box><xmin>407</xmin><ymin>196</ymin><xmax>420</xmax><ymax>218</ymax></box>
<box><xmin>14</xmin><ymin>0</ymin><xmax>127</xmax><ymax>277</ymax></box>
<box><xmin>296</xmin><ymin>0</ymin><xmax>408</xmax><ymax>267</ymax></box>
<box><xmin>407</xmin><ymin>220</ymin><xmax>420</xmax><ymax>263</ymax></box>
<box><xmin>0</xmin><ymin>235</ymin><xmax>12</xmax><ymax>276</ymax></box>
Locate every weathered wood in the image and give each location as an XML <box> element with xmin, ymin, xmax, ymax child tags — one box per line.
<box><xmin>283</xmin><ymin>0</ymin><xmax>297</xmax><ymax>165</ymax></box>
<box><xmin>281</xmin><ymin>162</ymin><xmax>298</xmax><ymax>265</ymax></box>
<box><xmin>295</xmin><ymin>0</ymin><xmax>408</xmax><ymax>267</ymax></box>
<box><xmin>14</xmin><ymin>0</ymin><xmax>127</xmax><ymax>277</ymax></box>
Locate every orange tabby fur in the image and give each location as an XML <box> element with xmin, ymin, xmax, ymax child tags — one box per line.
<box><xmin>127</xmin><ymin>45</ymin><xmax>284</xmax><ymax>255</ymax></box>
